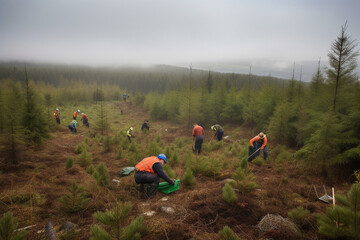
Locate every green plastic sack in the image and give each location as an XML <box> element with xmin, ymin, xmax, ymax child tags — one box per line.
<box><xmin>121</xmin><ymin>167</ymin><xmax>135</xmax><ymax>176</ymax></box>
<box><xmin>158</xmin><ymin>179</ymin><xmax>180</xmax><ymax>194</ymax></box>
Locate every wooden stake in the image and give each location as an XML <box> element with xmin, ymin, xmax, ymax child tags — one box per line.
<box><xmin>332</xmin><ymin>187</ymin><xmax>335</xmax><ymax>206</ymax></box>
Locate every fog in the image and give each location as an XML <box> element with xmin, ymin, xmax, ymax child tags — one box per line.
<box><xmin>1</xmin><ymin>0</ymin><xmax>360</xmax><ymax>81</ymax></box>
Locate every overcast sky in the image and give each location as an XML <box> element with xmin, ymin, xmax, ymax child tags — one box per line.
<box><xmin>0</xmin><ymin>0</ymin><xmax>359</xmax><ymax>80</ymax></box>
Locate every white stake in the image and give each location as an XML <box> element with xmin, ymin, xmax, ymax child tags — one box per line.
<box><xmin>332</xmin><ymin>187</ymin><xmax>335</xmax><ymax>206</ymax></box>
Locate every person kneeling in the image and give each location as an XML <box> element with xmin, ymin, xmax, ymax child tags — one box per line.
<box><xmin>134</xmin><ymin>154</ymin><xmax>174</xmax><ymax>198</ymax></box>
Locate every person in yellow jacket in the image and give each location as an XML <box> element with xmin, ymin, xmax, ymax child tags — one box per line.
<box><xmin>134</xmin><ymin>154</ymin><xmax>174</xmax><ymax>198</ymax></box>
<box><xmin>126</xmin><ymin>127</ymin><xmax>134</xmax><ymax>143</ymax></box>
<box><xmin>249</xmin><ymin>132</ymin><xmax>268</xmax><ymax>161</ymax></box>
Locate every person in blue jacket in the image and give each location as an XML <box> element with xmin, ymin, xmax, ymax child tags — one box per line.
<box><xmin>68</xmin><ymin>120</ymin><xmax>77</xmax><ymax>133</ymax></box>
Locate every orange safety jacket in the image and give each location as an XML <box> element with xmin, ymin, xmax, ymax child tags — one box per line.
<box><xmin>73</xmin><ymin>112</ymin><xmax>77</xmax><ymax>118</ymax></box>
<box><xmin>135</xmin><ymin>156</ymin><xmax>160</xmax><ymax>174</ymax></box>
<box><xmin>53</xmin><ymin>111</ymin><xmax>59</xmax><ymax>119</ymax></box>
<box><xmin>249</xmin><ymin>136</ymin><xmax>267</xmax><ymax>150</ymax></box>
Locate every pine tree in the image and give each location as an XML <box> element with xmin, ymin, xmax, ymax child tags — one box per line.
<box><xmin>60</xmin><ymin>180</ymin><xmax>90</xmax><ymax>213</ymax></box>
<box><xmin>218</xmin><ymin>225</ymin><xmax>242</xmax><ymax>240</ymax></box>
<box><xmin>182</xmin><ymin>168</ymin><xmax>196</xmax><ymax>187</ymax></box>
<box><xmin>22</xmin><ymin>68</ymin><xmax>49</xmax><ymax>144</ymax></box>
<box><xmin>317</xmin><ymin>184</ymin><xmax>360</xmax><ymax>239</ymax></box>
<box><xmin>1</xmin><ymin>81</ymin><xmax>24</xmax><ymax>165</ymax></box>
<box><xmin>90</xmin><ymin>225</ymin><xmax>111</xmax><ymax>240</ymax></box>
<box><xmin>95</xmin><ymin>97</ymin><xmax>109</xmax><ymax>135</ymax></box>
<box><xmin>0</xmin><ymin>211</ymin><xmax>27</xmax><ymax>240</ymax></box>
<box><xmin>222</xmin><ymin>183</ymin><xmax>237</xmax><ymax>204</ymax></box>
<box><xmin>92</xmin><ymin>202</ymin><xmax>145</xmax><ymax>240</ymax></box>
<box><xmin>93</xmin><ymin>163</ymin><xmax>110</xmax><ymax>186</ymax></box>
<box><xmin>327</xmin><ymin>21</ymin><xmax>359</xmax><ymax>113</ymax></box>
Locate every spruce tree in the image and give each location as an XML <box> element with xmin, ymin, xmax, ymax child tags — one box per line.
<box><xmin>92</xmin><ymin>202</ymin><xmax>145</xmax><ymax>240</ymax></box>
<box><xmin>93</xmin><ymin>163</ymin><xmax>110</xmax><ymax>186</ymax></box>
<box><xmin>327</xmin><ymin>21</ymin><xmax>359</xmax><ymax>113</ymax></box>
<box><xmin>1</xmin><ymin>81</ymin><xmax>24</xmax><ymax>165</ymax></box>
<box><xmin>317</xmin><ymin>184</ymin><xmax>360</xmax><ymax>239</ymax></box>
<box><xmin>60</xmin><ymin>180</ymin><xmax>91</xmax><ymax>213</ymax></box>
<box><xmin>0</xmin><ymin>211</ymin><xmax>27</xmax><ymax>240</ymax></box>
<box><xmin>218</xmin><ymin>225</ymin><xmax>242</xmax><ymax>240</ymax></box>
<box><xmin>22</xmin><ymin>68</ymin><xmax>49</xmax><ymax>144</ymax></box>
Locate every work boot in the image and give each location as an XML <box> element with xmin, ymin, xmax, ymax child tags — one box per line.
<box><xmin>144</xmin><ymin>183</ymin><xmax>158</xmax><ymax>198</ymax></box>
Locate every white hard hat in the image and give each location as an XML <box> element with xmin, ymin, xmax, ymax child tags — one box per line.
<box><xmin>55</xmin><ymin>108</ymin><xmax>59</xmax><ymax>111</ymax></box>
<box><xmin>130</xmin><ymin>127</ymin><xmax>134</xmax><ymax>131</ymax></box>
<box><xmin>77</xmin><ymin>109</ymin><xmax>80</xmax><ymax>112</ymax></box>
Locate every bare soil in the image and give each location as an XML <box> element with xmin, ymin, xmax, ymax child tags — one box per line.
<box><xmin>0</xmin><ymin>102</ymin><xmax>349</xmax><ymax>240</ymax></box>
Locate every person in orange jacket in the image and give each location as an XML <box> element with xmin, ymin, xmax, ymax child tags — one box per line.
<box><xmin>192</xmin><ymin>124</ymin><xmax>204</xmax><ymax>154</ymax></box>
<box><xmin>53</xmin><ymin>108</ymin><xmax>60</xmax><ymax>124</ymax></box>
<box><xmin>249</xmin><ymin>132</ymin><xmax>268</xmax><ymax>161</ymax></box>
<box><xmin>73</xmin><ymin>109</ymin><xmax>80</xmax><ymax>120</ymax></box>
<box><xmin>134</xmin><ymin>154</ymin><xmax>174</xmax><ymax>197</ymax></box>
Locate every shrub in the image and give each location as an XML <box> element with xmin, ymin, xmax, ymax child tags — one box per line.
<box><xmin>116</xmin><ymin>148</ymin><xmax>123</xmax><ymax>160</ymax></box>
<box><xmin>77</xmin><ymin>149</ymin><xmax>92</xmax><ymax>167</ymax></box>
<box><xmin>252</xmin><ymin>157</ymin><xmax>264</xmax><ymax>166</ymax></box>
<box><xmin>0</xmin><ymin>211</ymin><xmax>27</xmax><ymax>240</ymax></box>
<box><xmin>218</xmin><ymin>225</ymin><xmax>242</xmax><ymax>240</ymax></box>
<box><xmin>185</xmin><ymin>155</ymin><xmax>207</xmax><ymax>175</ymax></box>
<box><xmin>288</xmin><ymin>206</ymin><xmax>310</xmax><ymax>226</ymax></box>
<box><xmin>74</xmin><ymin>142</ymin><xmax>89</xmax><ymax>154</ymax></box>
<box><xmin>210</xmin><ymin>141</ymin><xmax>223</xmax><ymax>151</ymax></box>
<box><xmin>93</xmin><ymin>163</ymin><xmax>110</xmax><ymax>186</ymax></box>
<box><xmin>163</xmin><ymin>164</ymin><xmax>176</xmax><ymax>179</ymax></box>
<box><xmin>165</xmin><ymin>146</ymin><xmax>171</xmax><ymax>159</ymax></box>
<box><xmin>203</xmin><ymin>157</ymin><xmax>223</xmax><ymax>177</ymax></box>
<box><xmin>86</xmin><ymin>164</ymin><xmax>95</xmax><ymax>175</ymax></box>
<box><xmin>102</xmin><ymin>136</ymin><xmax>112</xmax><ymax>153</ymax></box>
<box><xmin>231</xmin><ymin>167</ymin><xmax>258</xmax><ymax>193</ymax></box>
<box><xmin>276</xmin><ymin>150</ymin><xmax>293</xmax><ymax>163</ymax></box>
<box><xmin>182</xmin><ymin>168</ymin><xmax>196</xmax><ymax>187</ymax></box>
<box><xmin>128</xmin><ymin>142</ymin><xmax>138</xmax><ymax>153</ymax></box>
<box><xmin>222</xmin><ymin>183</ymin><xmax>237</xmax><ymax>204</ymax></box>
<box><xmin>147</xmin><ymin>141</ymin><xmax>161</xmax><ymax>156</ymax></box>
<box><xmin>60</xmin><ymin>180</ymin><xmax>91</xmax><ymax>213</ymax></box>
<box><xmin>65</xmin><ymin>157</ymin><xmax>74</xmax><ymax>169</ymax></box>
<box><xmin>175</xmin><ymin>138</ymin><xmax>184</xmax><ymax>148</ymax></box>
<box><xmin>168</xmin><ymin>150</ymin><xmax>179</xmax><ymax>166</ymax></box>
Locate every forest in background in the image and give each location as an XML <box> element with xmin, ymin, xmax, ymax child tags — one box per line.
<box><xmin>0</xmin><ymin>22</ymin><xmax>359</xmax><ymax>176</ymax></box>
<box><xmin>0</xmin><ymin>22</ymin><xmax>360</xmax><ymax>240</ymax></box>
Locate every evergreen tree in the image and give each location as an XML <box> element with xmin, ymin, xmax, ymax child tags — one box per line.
<box><xmin>1</xmin><ymin>81</ymin><xmax>24</xmax><ymax>165</ymax></box>
<box><xmin>268</xmin><ymin>102</ymin><xmax>290</xmax><ymax>144</ymax></box>
<box><xmin>22</xmin><ymin>69</ymin><xmax>49</xmax><ymax>144</ymax></box>
<box><xmin>327</xmin><ymin>21</ymin><xmax>359</xmax><ymax>113</ymax></box>
<box><xmin>95</xmin><ymin>98</ymin><xmax>109</xmax><ymax>135</ymax></box>
<box><xmin>93</xmin><ymin>163</ymin><xmax>110</xmax><ymax>186</ymax></box>
<box><xmin>0</xmin><ymin>211</ymin><xmax>27</xmax><ymax>240</ymax></box>
<box><xmin>222</xmin><ymin>183</ymin><xmax>237</xmax><ymax>204</ymax></box>
<box><xmin>92</xmin><ymin>202</ymin><xmax>145</xmax><ymax>240</ymax></box>
<box><xmin>60</xmin><ymin>180</ymin><xmax>90</xmax><ymax>213</ymax></box>
<box><xmin>218</xmin><ymin>226</ymin><xmax>242</xmax><ymax>240</ymax></box>
<box><xmin>317</xmin><ymin>184</ymin><xmax>360</xmax><ymax>239</ymax></box>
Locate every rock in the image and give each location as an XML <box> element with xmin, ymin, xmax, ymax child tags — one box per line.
<box><xmin>160</xmin><ymin>197</ymin><xmax>169</xmax><ymax>201</ymax></box>
<box><xmin>143</xmin><ymin>211</ymin><xmax>156</xmax><ymax>216</ymax></box>
<box><xmin>59</xmin><ymin>221</ymin><xmax>74</xmax><ymax>231</ymax></box>
<box><xmin>45</xmin><ymin>221</ymin><xmax>57</xmax><ymax>240</ymax></box>
<box><xmin>161</xmin><ymin>206</ymin><xmax>175</xmax><ymax>214</ymax></box>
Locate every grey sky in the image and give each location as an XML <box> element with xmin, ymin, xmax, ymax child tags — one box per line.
<box><xmin>1</xmin><ymin>0</ymin><xmax>359</xmax><ymax>80</ymax></box>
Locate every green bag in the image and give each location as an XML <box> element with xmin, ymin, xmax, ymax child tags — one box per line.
<box><xmin>158</xmin><ymin>179</ymin><xmax>180</xmax><ymax>194</ymax></box>
<box><xmin>121</xmin><ymin>167</ymin><xmax>135</xmax><ymax>176</ymax></box>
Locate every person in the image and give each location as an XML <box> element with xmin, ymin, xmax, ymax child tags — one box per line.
<box><xmin>249</xmin><ymin>132</ymin><xmax>268</xmax><ymax>161</ymax></box>
<box><xmin>127</xmin><ymin>127</ymin><xmax>134</xmax><ymax>142</ymax></box>
<box><xmin>68</xmin><ymin>120</ymin><xmax>77</xmax><ymax>133</ymax></box>
<box><xmin>73</xmin><ymin>109</ymin><xmax>80</xmax><ymax>120</ymax></box>
<box><xmin>211</xmin><ymin>124</ymin><xmax>224</xmax><ymax>141</ymax></box>
<box><xmin>141</xmin><ymin>120</ymin><xmax>149</xmax><ymax>132</ymax></box>
<box><xmin>81</xmin><ymin>113</ymin><xmax>89</xmax><ymax>128</ymax></box>
<box><xmin>123</xmin><ymin>93</ymin><xmax>127</xmax><ymax>102</ymax></box>
<box><xmin>53</xmin><ymin>108</ymin><xmax>60</xmax><ymax>124</ymax></box>
<box><xmin>192</xmin><ymin>124</ymin><xmax>204</xmax><ymax>154</ymax></box>
<box><xmin>134</xmin><ymin>154</ymin><xmax>174</xmax><ymax>198</ymax></box>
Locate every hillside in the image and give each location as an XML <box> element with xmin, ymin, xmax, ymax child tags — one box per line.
<box><xmin>0</xmin><ymin>101</ymin><xmax>348</xmax><ymax>240</ymax></box>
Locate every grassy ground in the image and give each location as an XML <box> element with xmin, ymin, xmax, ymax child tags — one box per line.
<box><xmin>0</xmin><ymin>101</ymin><xmax>350</xmax><ymax>240</ymax></box>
